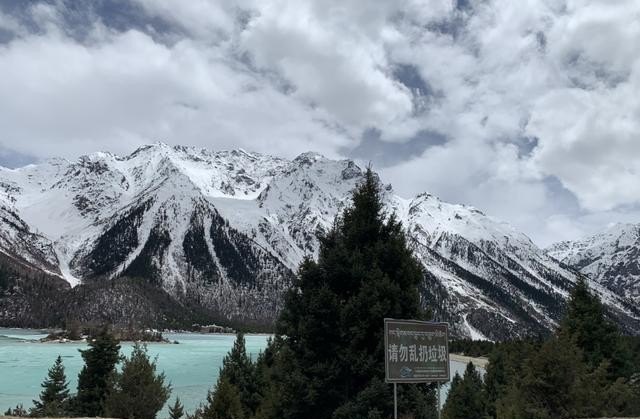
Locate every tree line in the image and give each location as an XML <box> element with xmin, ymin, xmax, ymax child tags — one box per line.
<box><xmin>442</xmin><ymin>276</ymin><xmax>640</xmax><ymax>419</ymax></box>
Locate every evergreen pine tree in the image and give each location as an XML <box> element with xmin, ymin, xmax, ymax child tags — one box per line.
<box><xmin>442</xmin><ymin>363</ymin><xmax>486</xmax><ymax>419</ymax></box>
<box><xmin>198</xmin><ymin>333</ymin><xmax>258</xmax><ymax>418</ymax></box>
<box><xmin>74</xmin><ymin>325</ymin><xmax>121</xmax><ymax>417</ymax></box>
<box><xmin>169</xmin><ymin>397</ymin><xmax>185</xmax><ymax>419</ymax></box>
<box><xmin>630</xmin><ymin>373</ymin><xmax>640</xmax><ymax>414</ymax></box>
<box><xmin>559</xmin><ymin>276</ymin><xmax>633</xmax><ymax>378</ymax></box>
<box><xmin>0</xmin><ymin>265</ymin><xmax>10</xmax><ymax>290</ymax></box>
<box><xmin>199</xmin><ymin>376</ymin><xmax>245</xmax><ymax>419</ymax></box>
<box><xmin>442</xmin><ymin>374</ymin><xmax>462</xmax><ymax>418</ymax></box>
<box><xmin>484</xmin><ymin>340</ymin><xmax>540</xmax><ymax>418</ymax></box>
<box><xmin>575</xmin><ymin>360</ymin><xmax>637</xmax><ymax>418</ymax></box>
<box><xmin>104</xmin><ymin>343</ymin><xmax>171</xmax><ymax>419</ymax></box>
<box><xmin>30</xmin><ymin>355</ymin><xmax>70</xmax><ymax>417</ymax></box>
<box><xmin>496</xmin><ymin>338</ymin><xmax>587</xmax><ymax>419</ymax></box>
<box><xmin>262</xmin><ymin>169</ymin><xmax>434</xmax><ymax>419</ymax></box>
<box><xmin>220</xmin><ymin>333</ymin><xmax>259</xmax><ymax>415</ymax></box>
<box><xmin>484</xmin><ymin>347</ymin><xmax>506</xmax><ymax>417</ymax></box>
<box><xmin>252</xmin><ymin>338</ymin><xmax>282</xmax><ymax>419</ymax></box>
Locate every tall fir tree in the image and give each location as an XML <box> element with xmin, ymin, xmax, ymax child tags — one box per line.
<box><xmin>220</xmin><ymin>333</ymin><xmax>259</xmax><ymax>415</ymax></box>
<box><xmin>197</xmin><ymin>333</ymin><xmax>258</xmax><ymax>419</ymax></box>
<box><xmin>74</xmin><ymin>325</ymin><xmax>121</xmax><ymax>417</ymax></box>
<box><xmin>0</xmin><ymin>265</ymin><xmax>10</xmax><ymax>290</ymax></box>
<box><xmin>496</xmin><ymin>338</ymin><xmax>586</xmax><ymax>419</ymax></box>
<box><xmin>169</xmin><ymin>397</ymin><xmax>185</xmax><ymax>419</ymax></box>
<box><xmin>484</xmin><ymin>340</ymin><xmax>540</xmax><ymax>418</ymax></box>
<box><xmin>104</xmin><ymin>343</ymin><xmax>171</xmax><ymax>419</ymax></box>
<box><xmin>31</xmin><ymin>355</ymin><xmax>70</xmax><ymax>417</ymax></box>
<box><xmin>261</xmin><ymin>168</ymin><xmax>435</xmax><ymax>419</ymax></box>
<box><xmin>483</xmin><ymin>347</ymin><xmax>506</xmax><ymax>417</ymax></box>
<box><xmin>559</xmin><ymin>276</ymin><xmax>633</xmax><ymax>378</ymax></box>
<box><xmin>442</xmin><ymin>363</ymin><xmax>486</xmax><ymax>419</ymax></box>
<box><xmin>252</xmin><ymin>338</ymin><xmax>282</xmax><ymax>419</ymax></box>
<box><xmin>198</xmin><ymin>376</ymin><xmax>245</xmax><ymax>419</ymax></box>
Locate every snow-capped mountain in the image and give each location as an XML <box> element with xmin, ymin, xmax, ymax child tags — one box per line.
<box><xmin>547</xmin><ymin>224</ymin><xmax>640</xmax><ymax>305</ymax></box>
<box><xmin>1</xmin><ymin>143</ymin><xmax>638</xmax><ymax>338</ymax></box>
<box><xmin>390</xmin><ymin>195</ymin><xmax>639</xmax><ymax>338</ymax></box>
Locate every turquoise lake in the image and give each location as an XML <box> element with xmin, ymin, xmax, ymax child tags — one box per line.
<box><xmin>0</xmin><ymin>328</ymin><xmax>269</xmax><ymax>417</ymax></box>
<box><xmin>0</xmin><ymin>328</ymin><xmax>469</xmax><ymax>417</ymax></box>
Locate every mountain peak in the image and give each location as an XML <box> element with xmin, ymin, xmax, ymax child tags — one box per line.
<box><xmin>293</xmin><ymin>151</ymin><xmax>327</xmax><ymax>165</ymax></box>
<box><xmin>547</xmin><ymin>223</ymin><xmax>640</xmax><ymax>304</ymax></box>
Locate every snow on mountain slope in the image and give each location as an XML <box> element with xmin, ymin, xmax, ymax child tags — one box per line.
<box><xmin>548</xmin><ymin>224</ymin><xmax>640</xmax><ymax>304</ymax></box>
<box><xmin>0</xmin><ymin>144</ymin><xmax>638</xmax><ymax>337</ymax></box>
<box><xmin>0</xmin><ymin>204</ymin><xmax>61</xmax><ymax>277</ymax></box>
<box><xmin>388</xmin><ymin>193</ymin><xmax>639</xmax><ymax>338</ymax></box>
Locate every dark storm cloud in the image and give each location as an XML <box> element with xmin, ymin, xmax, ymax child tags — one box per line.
<box><xmin>393</xmin><ymin>64</ymin><xmax>432</xmax><ymax>95</ymax></box>
<box><xmin>0</xmin><ymin>0</ymin><xmax>182</xmax><ymax>44</ymax></box>
<box><xmin>392</xmin><ymin>63</ymin><xmax>442</xmax><ymax>116</ymax></box>
<box><xmin>0</xmin><ymin>27</ymin><xmax>13</xmax><ymax>43</ymax></box>
<box><xmin>348</xmin><ymin>127</ymin><xmax>447</xmax><ymax>168</ymax></box>
<box><xmin>454</xmin><ymin>0</ymin><xmax>473</xmax><ymax>11</ymax></box>
<box><xmin>543</xmin><ymin>176</ymin><xmax>583</xmax><ymax>215</ymax></box>
<box><xmin>506</xmin><ymin>136</ymin><xmax>539</xmax><ymax>159</ymax></box>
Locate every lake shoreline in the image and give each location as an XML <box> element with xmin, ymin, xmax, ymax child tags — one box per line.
<box><xmin>0</xmin><ymin>327</ymin><xmax>273</xmax><ymax>337</ymax></box>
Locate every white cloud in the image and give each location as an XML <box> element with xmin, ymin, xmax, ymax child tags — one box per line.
<box><xmin>528</xmin><ymin>84</ymin><xmax>640</xmax><ymax>212</ymax></box>
<box><xmin>1</xmin><ymin>0</ymin><xmax>640</xmax><ymax>245</ymax></box>
<box><xmin>0</xmin><ymin>12</ymin><xmax>347</xmax><ymax>160</ymax></box>
<box><xmin>526</xmin><ymin>0</ymin><xmax>640</xmax><ymax>212</ymax></box>
<box><xmin>381</xmin><ymin>140</ymin><xmax>547</xmax><ymax>229</ymax></box>
<box><xmin>238</xmin><ymin>0</ymin><xmax>415</xmax><ymax>136</ymax></box>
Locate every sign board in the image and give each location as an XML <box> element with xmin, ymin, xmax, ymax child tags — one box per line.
<box><xmin>384</xmin><ymin>319</ymin><xmax>450</xmax><ymax>383</ymax></box>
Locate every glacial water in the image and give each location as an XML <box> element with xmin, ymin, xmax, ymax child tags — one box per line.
<box><xmin>0</xmin><ymin>328</ymin><xmax>269</xmax><ymax>417</ymax></box>
<box><xmin>0</xmin><ymin>328</ymin><xmax>471</xmax><ymax>417</ymax></box>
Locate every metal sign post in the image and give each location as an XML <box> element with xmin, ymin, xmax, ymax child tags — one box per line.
<box><xmin>394</xmin><ymin>383</ymin><xmax>397</xmax><ymax>419</ymax></box>
<box><xmin>384</xmin><ymin>319</ymin><xmax>450</xmax><ymax>418</ymax></box>
<box><xmin>437</xmin><ymin>382</ymin><xmax>441</xmax><ymax>419</ymax></box>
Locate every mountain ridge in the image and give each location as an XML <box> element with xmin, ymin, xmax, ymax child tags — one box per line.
<box><xmin>547</xmin><ymin>223</ymin><xmax>640</xmax><ymax>304</ymax></box>
<box><xmin>1</xmin><ymin>143</ymin><xmax>638</xmax><ymax>338</ymax></box>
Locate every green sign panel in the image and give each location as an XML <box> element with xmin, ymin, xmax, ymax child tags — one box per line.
<box><xmin>384</xmin><ymin>319</ymin><xmax>450</xmax><ymax>383</ymax></box>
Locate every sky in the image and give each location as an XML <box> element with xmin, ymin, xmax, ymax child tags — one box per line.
<box><xmin>1</xmin><ymin>0</ymin><xmax>639</xmax><ymax>247</ymax></box>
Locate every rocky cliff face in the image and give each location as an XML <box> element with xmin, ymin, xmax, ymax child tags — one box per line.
<box><xmin>1</xmin><ymin>144</ymin><xmax>638</xmax><ymax>338</ymax></box>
